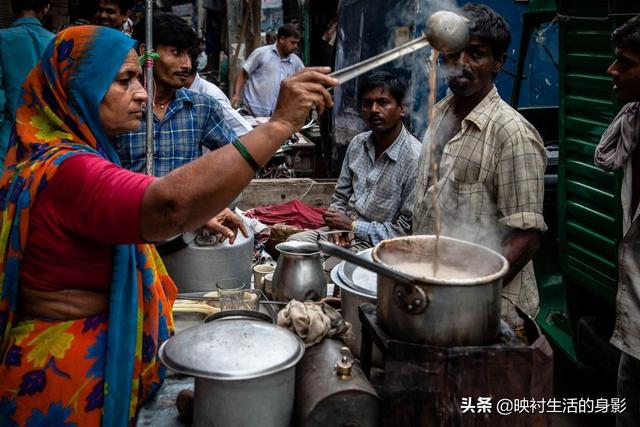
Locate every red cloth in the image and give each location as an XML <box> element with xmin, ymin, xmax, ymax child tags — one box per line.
<box><xmin>20</xmin><ymin>154</ymin><xmax>156</xmax><ymax>292</ymax></box>
<box><xmin>245</xmin><ymin>199</ymin><xmax>327</xmax><ymax>229</ymax></box>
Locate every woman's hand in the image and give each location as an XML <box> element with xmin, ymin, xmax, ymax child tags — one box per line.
<box><xmin>270</xmin><ymin>67</ymin><xmax>337</xmax><ymax>135</ymax></box>
<box><xmin>202</xmin><ymin>208</ymin><xmax>249</xmax><ymax>244</ymax></box>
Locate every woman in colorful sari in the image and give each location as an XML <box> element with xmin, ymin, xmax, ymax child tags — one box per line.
<box><xmin>0</xmin><ymin>26</ymin><xmax>335</xmax><ymax>426</ymax></box>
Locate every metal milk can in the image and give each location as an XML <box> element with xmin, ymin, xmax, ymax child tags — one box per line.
<box><xmin>272</xmin><ymin>242</ymin><xmax>326</xmax><ymax>301</ymax></box>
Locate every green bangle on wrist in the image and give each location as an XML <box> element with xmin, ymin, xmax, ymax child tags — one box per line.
<box><xmin>232</xmin><ymin>138</ymin><xmax>260</xmax><ymax>172</ymax></box>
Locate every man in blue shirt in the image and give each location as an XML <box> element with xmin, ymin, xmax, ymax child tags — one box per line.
<box><xmin>116</xmin><ymin>13</ymin><xmax>245</xmax><ymax>240</ymax></box>
<box><xmin>231</xmin><ymin>24</ymin><xmax>305</xmax><ymax>117</ymax></box>
<box><xmin>0</xmin><ymin>0</ymin><xmax>54</xmax><ymax>168</ymax></box>
<box><xmin>115</xmin><ymin>13</ymin><xmax>238</xmax><ymax>177</ymax></box>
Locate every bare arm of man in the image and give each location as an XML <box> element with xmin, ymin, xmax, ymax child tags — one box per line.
<box><xmin>502</xmin><ymin>229</ymin><xmax>542</xmax><ymax>285</ymax></box>
<box><xmin>231</xmin><ymin>69</ymin><xmax>249</xmax><ymax>108</ymax></box>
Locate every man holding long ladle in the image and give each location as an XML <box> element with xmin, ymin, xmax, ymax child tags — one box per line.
<box><xmin>413</xmin><ymin>3</ymin><xmax>547</xmax><ymax>332</ymax></box>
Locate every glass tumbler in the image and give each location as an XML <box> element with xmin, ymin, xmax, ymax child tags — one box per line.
<box><xmin>216</xmin><ymin>278</ymin><xmax>246</xmax><ymax>311</ymax></box>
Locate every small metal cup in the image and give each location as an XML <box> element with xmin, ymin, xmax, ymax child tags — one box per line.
<box><xmin>253</xmin><ymin>264</ymin><xmax>276</xmax><ymax>293</ymax></box>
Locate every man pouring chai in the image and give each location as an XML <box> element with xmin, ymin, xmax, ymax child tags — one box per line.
<box><xmin>413</xmin><ymin>3</ymin><xmax>547</xmax><ymax>332</ymax></box>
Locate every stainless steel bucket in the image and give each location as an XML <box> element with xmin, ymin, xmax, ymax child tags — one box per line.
<box><xmin>373</xmin><ymin>236</ymin><xmax>509</xmax><ymax>346</ymax></box>
<box><xmin>159</xmin><ymin>319</ymin><xmax>304</xmax><ymax>427</ymax></box>
<box><xmin>193</xmin><ymin>369</ymin><xmax>296</xmax><ymax>427</ymax></box>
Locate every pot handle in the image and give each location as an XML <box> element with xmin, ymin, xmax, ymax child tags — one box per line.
<box><xmin>316</xmin><ymin>238</ymin><xmax>415</xmax><ymax>285</ymax></box>
<box><xmin>194</xmin><ymin>229</ymin><xmax>220</xmax><ymax>247</ymax></box>
<box><xmin>393</xmin><ymin>283</ymin><xmax>429</xmax><ymax>315</ymax></box>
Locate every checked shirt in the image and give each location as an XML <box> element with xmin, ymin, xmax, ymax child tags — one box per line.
<box><xmin>413</xmin><ymin>86</ymin><xmax>547</xmax><ymax>328</ymax></box>
<box><xmin>114</xmin><ymin>88</ymin><xmax>237</xmax><ymax>177</ymax></box>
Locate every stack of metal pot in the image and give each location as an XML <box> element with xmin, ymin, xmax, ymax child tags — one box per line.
<box><xmin>159</xmin><ymin>314</ymin><xmax>304</xmax><ymax>427</ymax></box>
<box><xmin>329</xmin><ymin>249</ymin><xmax>378</xmax><ymax>359</ymax></box>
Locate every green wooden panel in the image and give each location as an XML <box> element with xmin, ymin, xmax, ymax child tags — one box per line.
<box><xmin>561</xmin><ymin>1</ymin><xmax>610</xmax><ymax>15</ymax></box>
<box><xmin>564</xmin><ymin>115</ymin><xmax>610</xmax><ymax>139</ymax></box>
<box><xmin>566</xmin><ymin>242</ymin><xmax>617</xmax><ymax>282</ymax></box>
<box><xmin>565</xmin><ymin>137</ymin><xmax>597</xmax><ymax>157</ymax></box>
<box><xmin>565</xmin><ymin>53</ymin><xmax>614</xmax><ymax>75</ymax></box>
<box><xmin>565</xmin><ymin>31</ymin><xmax>612</xmax><ymax>52</ymax></box>
<box><xmin>558</xmin><ymin>8</ymin><xmax>622</xmax><ymax>315</ymax></box>
<box><xmin>566</xmin><ymin>201</ymin><xmax>615</xmax><ymax>231</ymax></box>
<box><xmin>566</xmin><ymin>220</ymin><xmax>617</xmax><ymax>255</ymax></box>
<box><xmin>566</xmin><ymin>179</ymin><xmax>614</xmax><ymax>204</ymax></box>
<box><xmin>566</xmin><ymin>159</ymin><xmax>612</xmax><ymax>180</ymax></box>
<box><xmin>565</xmin><ymin>259</ymin><xmax>616</xmax><ymax>305</ymax></box>
<box><xmin>551</xmin><ymin>0</ymin><xmax>638</xmax><ymax>367</ymax></box>
<box><xmin>565</xmin><ymin>95</ymin><xmax>615</xmax><ymax>123</ymax></box>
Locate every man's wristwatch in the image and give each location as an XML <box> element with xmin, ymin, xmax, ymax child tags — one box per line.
<box><xmin>350</xmin><ymin>220</ymin><xmax>357</xmax><ymax>232</ymax></box>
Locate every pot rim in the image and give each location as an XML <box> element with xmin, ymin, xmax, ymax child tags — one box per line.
<box><xmin>372</xmin><ymin>235</ymin><xmax>509</xmax><ymax>286</ymax></box>
<box><xmin>203</xmin><ymin>309</ymin><xmax>274</xmax><ymax>324</ymax></box>
<box><xmin>158</xmin><ymin>321</ymin><xmax>305</xmax><ymax>381</ymax></box>
<box><xmin>275</xmin><ymin>241</ymin><xmax>321</xmax><ymax>256</ymax></box>
<box><xmin>331</xmin><ymin>262</ymin><xmax>377</xmax><ymax>299</ymax></box>
<box><xmin>158</xmin><ymin>340</ymin><xmax>305</xmax><ymax>381</ymax></box>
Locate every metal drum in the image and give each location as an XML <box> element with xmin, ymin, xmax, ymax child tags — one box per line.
<box><xmin>295</xmin><ymin>339</ymin><xmax>379</xmax><ymax>427</ymax></box>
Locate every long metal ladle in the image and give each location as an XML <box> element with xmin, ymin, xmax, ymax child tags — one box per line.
<box><xmin>316</xmin><ymin>238</ymin><xmax>416</xmax><ymax>286</ymax></box>
<box><xmin>328</xmin><ymin>10</ymin><xmax>469</xmax><ymax>85</ymax></box>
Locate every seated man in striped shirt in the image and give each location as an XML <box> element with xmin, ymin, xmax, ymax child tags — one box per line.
<box><xmin>291</xmin><ymin>71</ymin><xmax>421</xmax><ymax>261</ymax></box>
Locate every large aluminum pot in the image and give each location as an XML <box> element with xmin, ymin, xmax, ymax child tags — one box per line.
<box><xmin>272</xmin><ymin>242</ymin><xmax>326</xmax><ymax>301</ymax></box>
<box><xmin>373</xmin><ymin>236</ymin><xmax>508</xmax><ymax>346</ymax></box>
<box><xmin>159</xmin><ymin>319</ymin><xmax>304</xmax><ymax>427</ymax></box>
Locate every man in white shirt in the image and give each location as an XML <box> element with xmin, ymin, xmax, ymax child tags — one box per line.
<box><xmin>185</xmin><ymin>50</ymin><xmax>253</xmax><ymax>137</ymax></box>
<box><xmin>231</xmin><ymin>23</ymin><xmax>304</xmax><ymax>117</ymax></box>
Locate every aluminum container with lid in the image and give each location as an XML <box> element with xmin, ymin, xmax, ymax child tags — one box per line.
<box><xmin>331</xmin><ymin>248</ymin><xmax>379</xmax><ymax>361</ymax></box>
<box><xmin>159</xmin><ymin>320</ymin><xmax>304</xmax><ymax>427</ymax></box>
